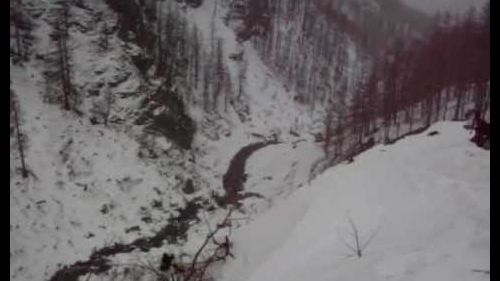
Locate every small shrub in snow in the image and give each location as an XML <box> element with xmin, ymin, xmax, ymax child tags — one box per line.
<box><xmin>338</xmin><ymin>215</ymin><xmax>378</xmax><ymax>259</ymax></box>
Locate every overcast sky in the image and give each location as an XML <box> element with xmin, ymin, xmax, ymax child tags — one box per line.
<box><xmin>401</xmin><ymin>0</ymin><xmax>488</xmax><ymax>15</ymax></box>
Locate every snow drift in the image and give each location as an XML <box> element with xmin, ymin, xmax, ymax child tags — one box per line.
<box><xmin>218</xmin><ymin>122</ymin><xmax>490</xmax><ymax>281</ymax></box>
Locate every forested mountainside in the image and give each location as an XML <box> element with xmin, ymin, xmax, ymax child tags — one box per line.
<box><xmin>10</xmin><ymin>0</ymin><xmax>489</xmax><ymax>280</ymax></box>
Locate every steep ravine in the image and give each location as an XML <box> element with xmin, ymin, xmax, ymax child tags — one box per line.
<box><xmin>48</xmin><ymin>140</ymin><xmax>278</xmax><ymax>280</ymax></box>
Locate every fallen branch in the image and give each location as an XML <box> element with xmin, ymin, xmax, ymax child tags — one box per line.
<box><xmin>184</xmin><ymin>209</ymin><xmax>234</xmax><ymax>281</ymax></box>
<box><xmin>472</xmin><ymin>269</ymin><xmax>490</xmax><ymax>275</ymax></box>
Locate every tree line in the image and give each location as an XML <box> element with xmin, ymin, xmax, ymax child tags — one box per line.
<box><xmin>324</xmin><ymin>2</ymin><xmax>490</xmax><ymax>161</ymax></box>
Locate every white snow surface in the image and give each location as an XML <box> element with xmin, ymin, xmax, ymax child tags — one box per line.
<box><xmin>217</xmin><ymin>122</ymin><xmax>490</xmax><ymax>281</ymax></box>
<box><xmin>10</xmin><ymin>1</ymin><xmax>327</xmax><ymax>280</ymax></box>
<box><xmin>184</xmin><ymin>0</ymin><xmax>327</xmax><ymax>204</ymax></box>
<box><xmin>10</xmin><ymin>0</ymin><xmax>489</xmax><ymax>280</ymax></box>
<box><xmin>10</xmin><ymin>63</ymin><xmax>181</xmax><ymax>281</ymax></box>
<box><xmin>10</xmin><ymin>2</ymin><xmax>184</xmax><ymax>280</ymax></box>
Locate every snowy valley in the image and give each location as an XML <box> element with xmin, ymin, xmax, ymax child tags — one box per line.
<box><xmin>10</xmin><ymin>0</ymin><xmax>489</xmax><ymax>280</ymax></box>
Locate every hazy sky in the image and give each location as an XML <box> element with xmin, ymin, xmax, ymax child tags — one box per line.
<box><xmin>401</xmin><ymin>0</ymin><xmax>488</xmax><ymax>15</ymax></box>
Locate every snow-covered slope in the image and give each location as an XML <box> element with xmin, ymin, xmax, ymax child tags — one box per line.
<box><xmin>175</xmin><ymin>0</ymin><xmax>329</xmax><ymax>206</ymax></box>
<box><xmin>10</xmin><ymin>2</ymin><xmax>187</xmax><ymax>280</ymax></box>
<box><xmin>10</xmin><ymin>63</ymin><xmax>184</xmax><ymax>281</ymax></box>
<box><xmin>217</xmin><ymin>122</ymin><xmax>490</xmax><ymax>281</ymax></box>
<box><xmin>11</xmin><ymin>0</ymin><xmax>488</xmax><ymax>280</ymax></box>
<box><xmin>10</xmin><ymin>1</ymin><xmax>328</xmax><ymax>280</ymax></box>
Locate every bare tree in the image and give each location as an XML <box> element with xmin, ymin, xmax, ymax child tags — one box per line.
<box><xmin>10</xmin><ymin>88</ymin><xmax>28</xmax><ymax>178</ymax></box>
<box><xmin>11</xmin><ymin>0</ymin><xmax>23</xmax><ymax>59</ymax></box>
<box><xmin>191</xmin><ymin>26</ymin><xmax>200</xmax><ymax>90</ymax></box>
<box><xmin>202</xmin><ymin>57</ymin><xmax>212</xmax><ymax>112</ymax></box>
<box><xmin>334</xmin><ymin>115</ymin><xmax>345</xmax><ymax>159</ymax></box>
<box><xmin>52</xmin><ymin>0</ymin><xmax>73</xmax><ymax>111</ymax></box>
<box><xmin>10</xmin><ymin>0</ymin><xmax>32</xmax><ymax>62</ymax></box>
<box><xmin>338</xmin><ymin>215</ymin><xmax>378</xmax><ymax>259</ymax></box>
<box><xmin>323</xmin><ymin>105</ymin><xmax>335</xmax><ymax>157</ymax></box>
<box><xmin>210</xmin><ymin>0</ymin><xmax>218</xmax><ymax>51</ymax></box>
<box><xmin>213</xmin><ymin>38</ymin><xmax>225</xmax><ymax>112</ymax></box>
<box><xmin>183</xmin><ymin>209</ymin><xmax>234</xmax><ymax>281</ymax></box>
<box><xmin>237</xmin><ymin>56</ymin><xmax>247</xmax><ymax>99</ymax></box>
<box><xmin>156</xmin><ymin>0</ymin><xmax>163</xmax><ymax>76</ymax></box>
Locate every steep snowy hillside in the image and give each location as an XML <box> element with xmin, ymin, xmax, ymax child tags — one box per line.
<box><xmin>217</xmin><ymin>122</ymin><xmax>490</xmax><ymax>281</ymax></box>
<box><xmin>10</xmin><ymin>40</ymin><xmax>186</xmax><ymax>281</ymax></box>
<box><xmin>10</xmin><ymin>0</ymin><xmax>328</xmax><ymax>280</ymax></box>
<box><xmin>10</xmin><ymin>0</ymin><xmax>489</xmax><ymax>280</ymax></box>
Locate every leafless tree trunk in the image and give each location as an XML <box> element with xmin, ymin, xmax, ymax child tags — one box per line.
<box><xmin>184</xmin><ymin>209</ymin><xmax>233</xmax><ymax>281</ymax></box>
<box><xmin>54</xmin><ymin>0</ymin><xmax>72</xmax><ymax>111</ymax></box>
<box><xmin>442</xmin><ymin>87</ymin><xmax>451</xmax><ymax>120</ymax></box>
<box><xmin>11</xmin><ymin>89</ymin><xmax>28</xmax><ymax>178</ymax></box>
<box><xmin>214</xmin><ymin>38</ymin><xmax>224</xmax><ymax>112</ymax></box>
<box><xmin>323</xmin><ymin>107</ymin><xmax>334</xmax><ymax>157</ymax></box>
<box><xmin>11</xmin><ymin>0</ymin><xmax>25</xmax><ymax>60</ymax></box>
<box><xmin>237</xmin><ymin>57</ymin><xmax>247</xmax><ymax>99</ymax></box>
<box><xmin>454</xmin><ymin>85</ymin><xmax>466</xmax><ymax>120</ymax></box>
<box><xmin>340</xmin><ymin>215</ymin><xmax>377</xmax><ymax>259</ymax></box>
<box><xmin>347</xmin><ymin>216</ymin><xmax>362</xmax><ymax>258</ymax></box>
<box><xmin>14</xmin><ymin>19</ymin><xmax>22</xmax><ymax>58</ymax></box>
<box><xmin>334</xmin><ymin>116</ymin><xmax>345</xmax><ymax>159</ymax></box>
<box><xmin>155</xmin><ymin>0</ymin><xmax>163</xmax><ymax>76</ymax></box>
<box><xmin>192</xmin><ymin>26</ymin><xmax>200</xmax><ymax>90</ymax></box>
<box><xmin>210</xmin><ymin>0</ymin><xmax>218</xmax><ymax>51</ymax></box>
<box><xmin>202</xmin><ymin>58</ymin><xmax>211</xmax><ymax>112</ymax></box>
<box><xmin>407</xmin><ymin>105</ymin><xmax>414</xmax><ymax>132</ymax></box>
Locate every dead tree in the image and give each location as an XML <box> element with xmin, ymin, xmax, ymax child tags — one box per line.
<box><xmin>184</xmin><ymin>209</ymin><xmax>234</xmax><ymax>281</ymax></box>
<box><xmin>338</xmin><ymin>215</ymin><xmax>378</xmax><ymax>259</ymax></box>
<box><xmin>202</xmin><ymin>58</ymin><xmax>212</xmax><ymax>112</ymax></box>
<box><xmin>191</xmin><ymin>26</ymin><xmax>200</xmax><ymax>90</ymax></box>
<box><xmin>10</xmin><ymin>0</ymin><xmax>32</xmax><ymax>62</ymax></box>
<box><xmin>155</xmin><ymin>0</ymin><xmax>163</xmax><ymax>76</ymax></box>
<box><xmin>334</xmin><ymin>115</ymin><xmax>345</xmax><ymax>159</ymax></box>
<box><xmin>11</xmin><ymin>0</ymin><xmax>23</xmax><ymax>59</ymax></box>
<box><xmin>213</xmin><ymin>38</ymin><xmax>225</xmax><ymax>112</ymax></box>
<box><xmin>237</xmin><ymin>56</ymin><xmax>247</xmax><ymax>99</ymax></box>
<box><xmin>53</xmin><ymin>0</ymin><xmax>73</xmax><ymax>111</ymax></box>
<box><xmin>323</xmin><ymin>105</ymin><xmax>335</xmax><ymax>157</ymax></box>
<box><xmin>10</xmin><ymin>89</ymin><xmax>28</xmax><ymax>178</ymax></box>
<box><xmin>347</xmin><ymin>216</ymin><xmax>362</xmax><ymax>258</ymax></box>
